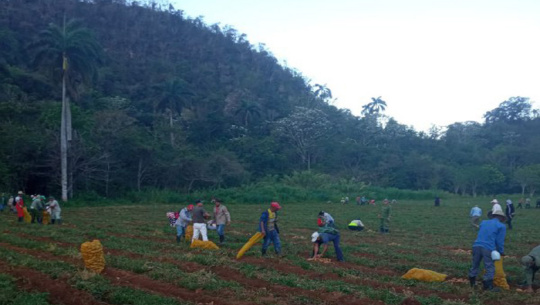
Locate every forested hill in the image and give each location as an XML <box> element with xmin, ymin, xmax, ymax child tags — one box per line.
<box><xmin>1</xmin><ymin>0</ymin><xmax>540</xmax><ymax>199</ymax></box>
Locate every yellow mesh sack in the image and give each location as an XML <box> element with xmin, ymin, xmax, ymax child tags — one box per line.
<box><xmin>80</xmin><ymin>240</ymin><xmax>106</xmax><ymax>273</ymax></box>
<box><xmin>185</xmin><ymin>225</ymin><xmax>193</xmax><ymax>242</ymax></box>
<box><xmin>190</xmin><ymin>239</ymin><xmax>220</xmax><ymax>250</ymax></box>
<box><xmin>493</xmin><ymin>259</ymin><xmax>509</xmax><ymax>290</ymax></box>
<box><xmin>42</xmin><ymin>211</ymin><xmax>50</xmax><ymax>225</ymax></box>
<box><xmin>402</xmin><ymin>268</ymin><xmax>447</xmax><ymax>282</ymax></box>
<box><xmin>23</xmin><ymin>207</ymin><xmax>31</xmax><ymax>223</ymax></box>
<box><xmin>236</xmin><ymin>232</ymin><xmax>264</xmax><ymax>259</ymax></box>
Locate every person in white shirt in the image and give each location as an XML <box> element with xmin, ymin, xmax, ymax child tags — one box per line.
<box><xmin>491</xmin><ymin>199</ymin><xmax>503</xmax><ymax>214</ymax></box>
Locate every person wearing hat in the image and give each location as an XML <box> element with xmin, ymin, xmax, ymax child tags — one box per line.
<box><xmin>47</xmin><ymin>196</ymin><xmax>62</xmax><ymax>225</ymax></box>
<box><xmin>468</xmin><ymin>209</ymin><xmax>507</xmax><ymax>291</ymax></box>
<box><xmin>212</xmin><ymin>198</ymin><xmax>231</xmax><ymax>245</ymax></box>
<box><xmin>505</xmin><ymin>199</ymin><xmax>515</xmax><ymax>230</ymax></box>
<box><xmin>520</xmin><ymin>245</ymin><xmax>540</xmax><ymax>293</ymax></box>
<box><xmin>259</xmin><ymin>201</ymin><xmax>282</xmax><ymax>256</ymax></box>
<box><xmin>191</xmin><ymin>201</ymin><xmax>210</xmax><ymax>242</ymax></box>
<box><xmin>491</xmin><ymin>199</ymin><xmax>503</xmax><ymax>214</ymax></box>
<box><xmin>311</xmin><ymin>229</ymin><xmax>344</xmax><ymax>262</ymax></box>
<box><xmin>378</xmin><ymin>199</ymin><xmax>391</xmax><ymax>233</ymax></box>
<box><xmin>15</xmin><ymin>191</ymin><xmax>24</xmax><ymax>222</ymax></box>
<box><xmin>30</xmin><ymin>195</ymin><xmax>44</xmax><ymax>224</ymax></box>
<box><xmin>175</xmin><ymin>204</ymin><xmax>193</xmax><ymax>242</ymax></box>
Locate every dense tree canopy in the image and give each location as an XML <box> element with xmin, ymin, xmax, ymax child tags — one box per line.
<box><xmin>1</xmin><ymin>0</ymin><xmax>540</xmax><ymax>200</ymax></box>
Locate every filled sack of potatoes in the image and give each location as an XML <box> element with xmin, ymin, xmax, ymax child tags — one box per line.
<box><xmin>80</xmin><ymin>240</ymin><xmax>106</xmax><ymax>273</ymax></box>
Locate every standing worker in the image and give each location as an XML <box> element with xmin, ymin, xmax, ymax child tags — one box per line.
<box><xmin>260</xmin><ymin>202</ymin><xmax>282</xmax><ymax>256</ymax></box>
<box><xmin>175</xmin><ymin>204</ymin><xmax>193</xmax><ymax>242</ymax></box>
<box><xmin>15</xmin><ymin>191</ymin><xmax>24</xmax><ymax>222</ymax></box>
<box><xmin>378</xmin><ymin>199</ymin><xmax>391</xmax><ymax>233</ymax></box>
<box><xmin>213</xmin><ymin>198</ymin><xmax>231</xmax><ymax>245</ymax></box>
<box><xmin>30</xmin><ymin>195</ymin><xmax>44</xmax><ymax>224</ymax></box>
<box><xmin>434</xmin><ymin>196</ymin><xmax>441</xmax><ymax>207</ymax></box>
<box><xmin>505</xmin><ymin>199</ymin><xmax>515</xmax><ymax>230</ymax></box>
<box><xmin>470</xmin><ymin>205</ymin><xmax>482</xmax><ymax>229</ymax></box>
<box><xmin>520</xmin><ymin>245</ymin><xmax>540</xmax><ymax>293</ymax></box>
<box><xmin>491</xmin><ymin>199</ymin><xmax>503</xmax><ymax>214</ymax></box>
<box><xmin>468</xmin><ymin>210</ymin><xmax>507</xmax><ymax>291</ymax></box>
<box><xmin>47</xmin><ymin>196</ymin><xmax>62</xmax><ymax>225</ymax></box>
<box><xmin>191</xmin><ymin>200</ymin><xmax>210</xmax><ymax>242</ymax></box>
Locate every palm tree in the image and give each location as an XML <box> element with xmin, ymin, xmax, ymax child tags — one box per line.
<box><xmin>361</xmin><ymin>96</ymin><xmax>387</xmax><ymax>116</ymax></box>
<box><xmin>155</xmin><ymin>78</ymin><xmax>193</xmax><ymax>146</ymax></box>
<box><xmin>32</xmin><ymin>18</ymin><xmax>101</xmax><ymax>201</ymax></box>
<box><xmin>235</xmin><ymin>99</ymin><xmax>261</xmax><ymax>127</ymax></box>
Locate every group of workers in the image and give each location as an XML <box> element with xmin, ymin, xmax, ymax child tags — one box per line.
<box><xmin>170</xmin><ymin>196</ymin><xmax>539</xmax><ymax>293</ymax></box>
<box><xmin>468</xmin><ymin>198</ymin><xmax>540</xmax><ymax>292</ymax></box>
<box><xmin>1</xmin><ymin>191</ymin><xmax>62</xmax><ymax>224</ymax></box>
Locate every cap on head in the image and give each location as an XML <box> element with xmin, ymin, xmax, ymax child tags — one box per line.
<box><xmin>18</xmin><ymin>191</ymin><xmax>23</xmax><ymax>195</ymax></box>
<box><xmin>187</xmin><ymin>204</ymin><xmax>194</xmax><ymax>211</ymax></box>
<box><xmin>491</xmin><ymin>199</ymin><xmax>498</xmax><ymax>204</ymax></box>
<box><xmin>270</xmin><ymin>201</ymin><xmax>281</xmax><ymax>210</ymax></box>
<box><xmin>318</xmin><ymin>211</ymin><xmax>324</xmax><ymax>216</ymax></box>
<box><xmin>311</xmin><ymin>232</ymin><xmax>319</xmax><ymax>243</ymax></box>
<box><xmin>195</xmin><ymin>199</ymin><xmax>201</xmax><ymax>204</ymax></box>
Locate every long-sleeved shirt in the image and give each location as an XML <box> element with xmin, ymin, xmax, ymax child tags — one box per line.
<box><xmin>505</xmin><ymin>203</ymin><xmax>515</xmax><ymax>219</ymax></box>
<box><xmin>524</xmin><ymin>245</ymin><xmax>540</xmax><ymax>285</ymax></box>
<box><xmin>472</xmin><ymin>218</ymin><xmax>506</xmax><ymax>254</ymax></box>
<box><xmin>470</xmin><ymin>207</ymin><xmax>482</xmax><ymax>217</ymax></box>
<box><xmin>492</xmin><ymin>203</ymin><xmax>503</xmax><ymax>214</ymax></box>
<box><xmin>175</xmin><ymin>207</ymin><xmax>192</xmax><ymax>227</ymax></box>
<box><xmin>213</xmin><ymin>205</ymin><xmax>231</xmax><ymax>225</ymax></box>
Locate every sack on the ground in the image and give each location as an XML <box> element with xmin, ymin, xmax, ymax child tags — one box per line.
<box><xmin>190</xmin><ymin>239</ymin><xmax>219</xmax><ymax>250</ymax></box>
<box><xmin>185</xmin><ymin>225</ymin><xmax>193</xmax><ymax>242</ymax></box>
<box><xmin>236</xmin><ymin>232</ymin><xmax>264</xmax><ymax>259</ymax></box>
<box><xmin>402</xmin><ymin>268</ymin><xmax>447</xmax><ymax>282</ymax></box>
<box><xmin>42</xmin><ymin>210</ymin><xmax>50</xmax><ymax>225</ymax></box>
<box><xmin>23</xmin><ymin>207</ymin><xmax>31</xmax><ymax>223</ymax></box>
<box><xmin>80</xmin><ymin>240</ymin><xmax>106</xmax><ymax>273</ymax></box>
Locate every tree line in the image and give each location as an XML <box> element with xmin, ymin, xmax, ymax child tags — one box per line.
<box><xmin>1</xmin><ymin>0</ymin><xmax>539</xmax><ymax>201</ymax></box>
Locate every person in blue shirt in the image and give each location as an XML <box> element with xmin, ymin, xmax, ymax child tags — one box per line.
<box><xmin>469</xmin><ymin>205</ymin><xmax>482</xmax><ymax>229</ymax></box>
<box><xmin>468</xmin><ymin>209</ymin><xmax>507</xmax><ymax>291</ymax></box>
<box><xmin>311</xmin><ymin>231</ymin><xmax>344</xmax><ymax>262</ymax></box>
<box><xmin>259</xmin><ymin>202</ymin><xmax>281</xmax><ymax>256</ymax></box>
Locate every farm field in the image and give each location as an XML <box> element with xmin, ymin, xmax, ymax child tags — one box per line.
<box><xmin>0</xmin><ymin>199</ymin><xmax>539</xmax><ymax>305</ymax></box>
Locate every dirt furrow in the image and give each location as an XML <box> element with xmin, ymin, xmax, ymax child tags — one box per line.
<box><xmin>0</xmin><ymin>259</ymin><xmax>108</xmax><ymax>305</ymax></box>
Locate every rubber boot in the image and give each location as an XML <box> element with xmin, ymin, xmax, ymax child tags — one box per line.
<box><xmin>469</xmin><ymin>276</ymin><xmax>476</xmax><ymax>288</ymax></box>
<box><xmin>18</xmin><ymin>217</ymin><xmax>23</xmax><ymax>222</ymax></box>
<box><xmin>176</xmin><ymin>235</ymin><xmax>181</xmax><ymax>243</ymax></box>
<box><xmin>219</xmin><ymin>235</ymin><xmax>224</xmax><ymax>244</ymax></box>
<box><xmin>261</xmin><ymin>248</ymin><xmax>267</xmax><ymax>256</ymax></box>
<box><xmin>482</xmin><ymin>280</ymin><xmax>500</xmax><ymax>292</ymax></box>
<box><xmin>51</xmin><ymin>219</ymin><xmax>55</xmax><ymax>225</ymax></box>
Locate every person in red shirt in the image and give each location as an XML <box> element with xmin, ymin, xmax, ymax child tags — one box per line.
<box><xmin>15</xmin><ymin>191</ymin><xmax>24</xmax><ymax>222</ymax></box>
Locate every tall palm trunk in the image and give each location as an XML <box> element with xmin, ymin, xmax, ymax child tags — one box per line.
<box><xmin>61</xmin><ymin>62</ymin><xmax>68</xmax><ymax>202</ymax></box>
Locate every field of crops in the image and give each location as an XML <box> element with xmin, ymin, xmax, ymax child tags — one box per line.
<box><xmin>0</xmin><ymin>199</ymin><xmax>539</xmax><ymax>305</ymax></box>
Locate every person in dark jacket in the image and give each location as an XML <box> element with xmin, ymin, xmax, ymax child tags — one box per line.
<box><xmin>259</xmin><ymin>202</ymin><xmax>281</xmax><ymax>256</ymax></box>
<box><xmin>468</xmin><ymin>210</ymin><xmax>507</xmax><ymax>291</ymax></box>
<box><xmin>505</xmin><ymin>199</ymin><xmax>515</xmax><ymax>229</ymax></box>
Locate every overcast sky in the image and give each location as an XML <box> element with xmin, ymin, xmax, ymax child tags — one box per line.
<box><xmin>173</xmin><ymin>0</ymin><xmax>540</xmax><ymax>131</ymax></box>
